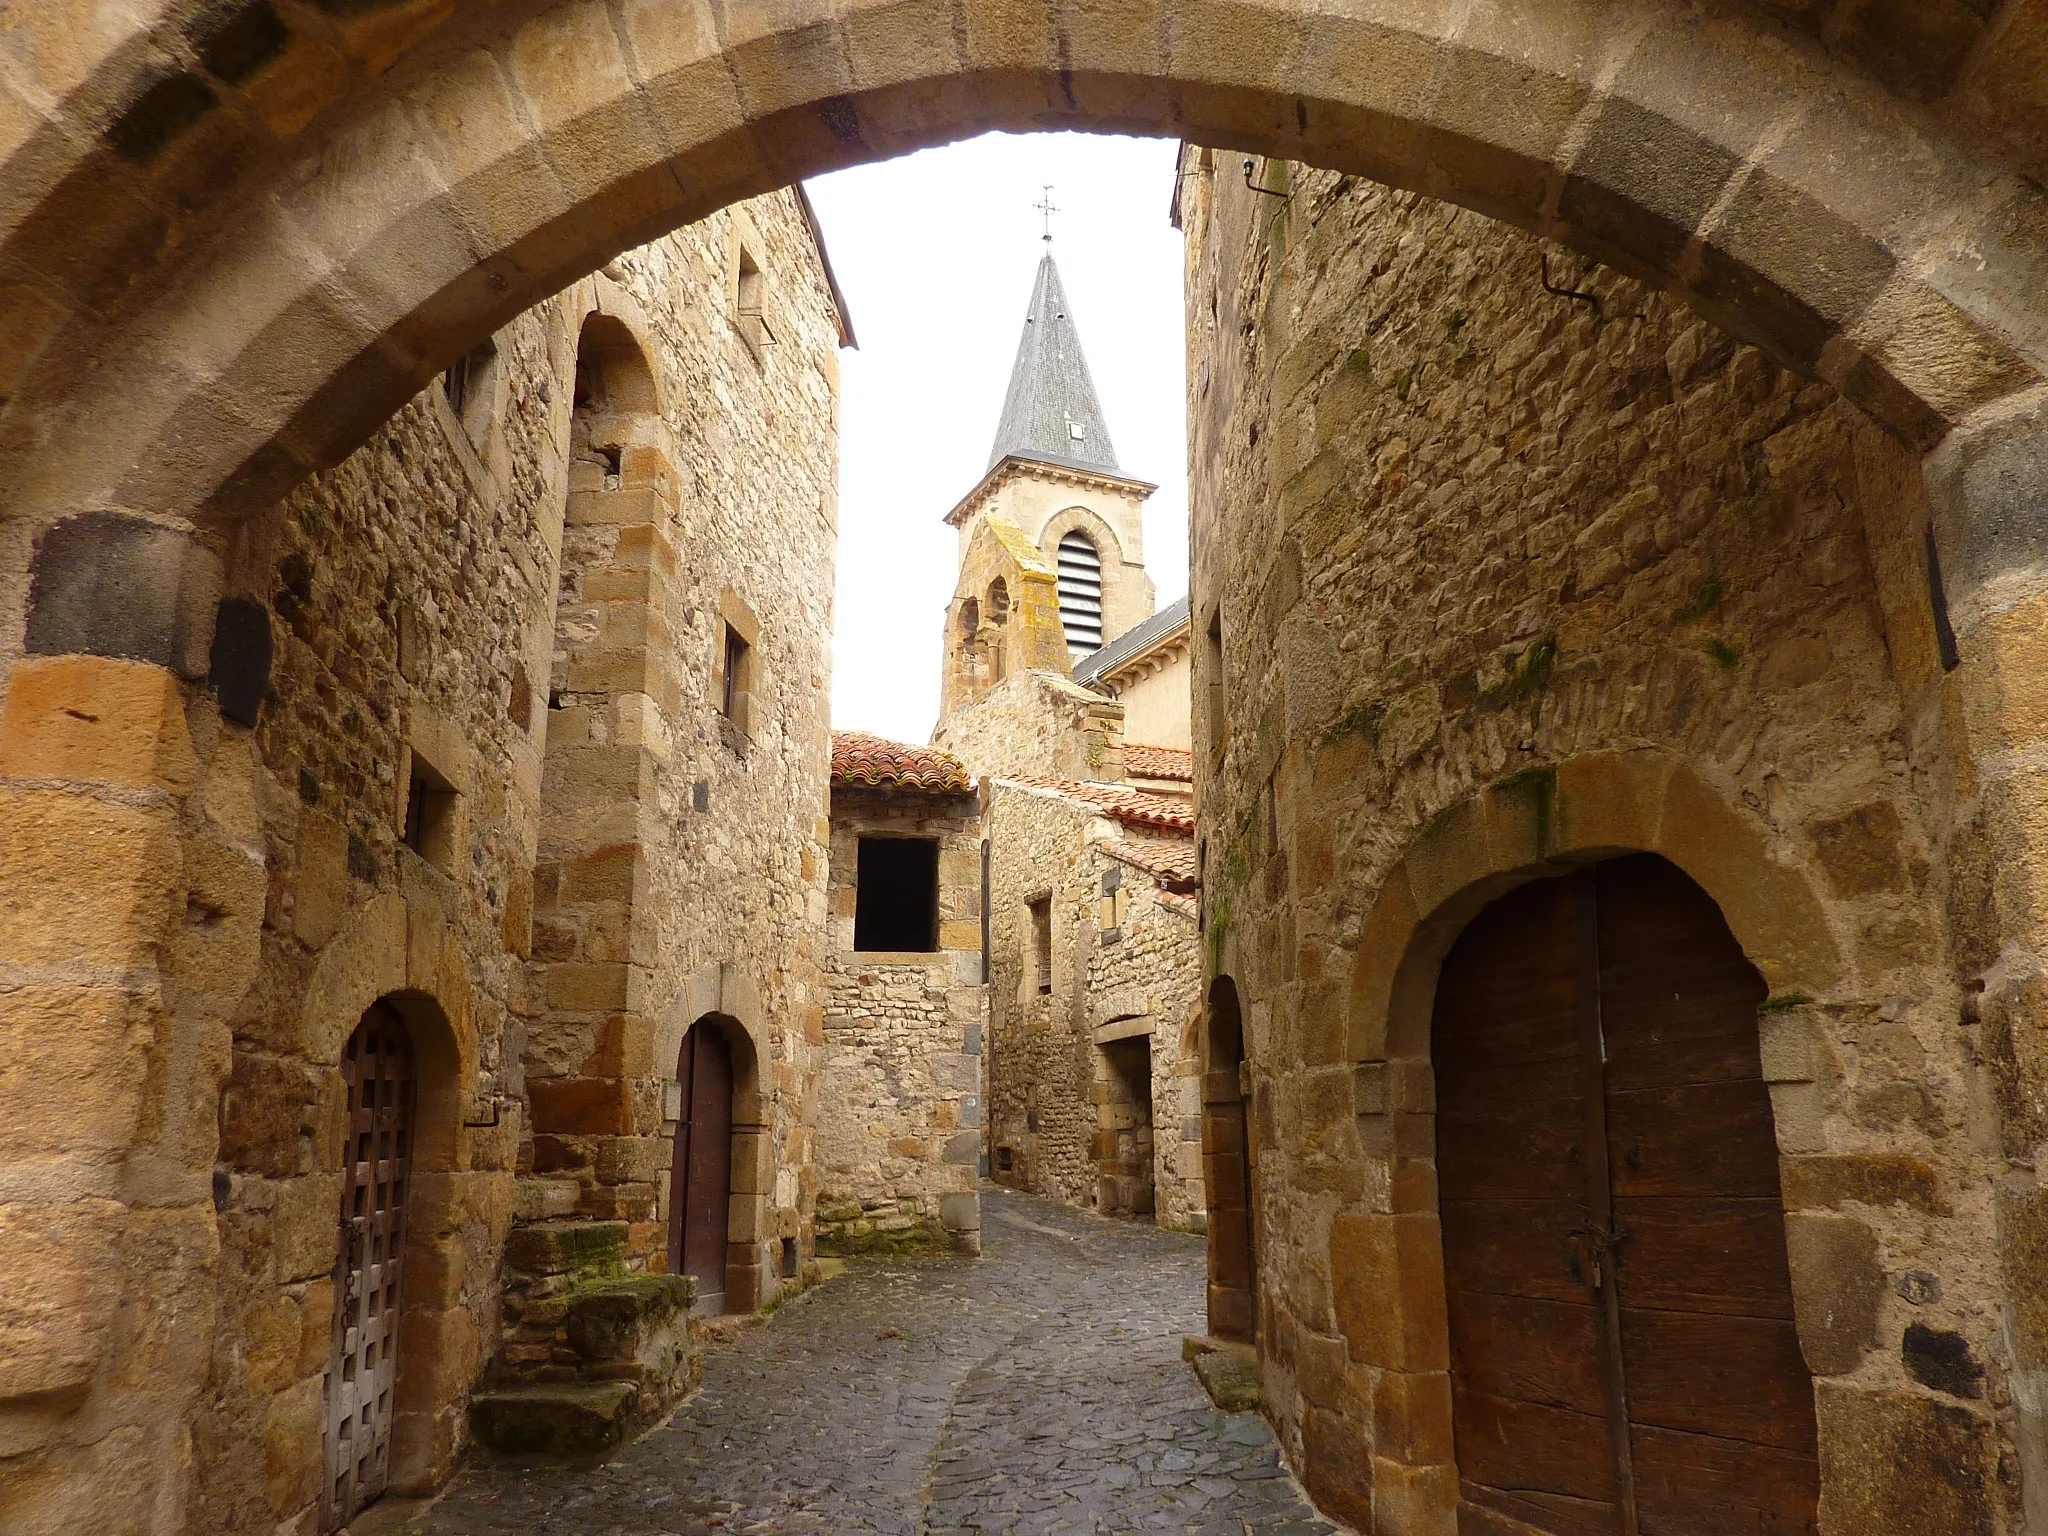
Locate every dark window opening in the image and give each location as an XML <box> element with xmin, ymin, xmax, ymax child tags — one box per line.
<box><xmin>996</xmin><ymin>1146</ymin><xmax>1015</xmax><ymax>1172</ymax></box>
<box><xmin>854</xmin><ymin>836</ymin><xmax>939</xmax><ymax>953</ymax></box>
<box><xmin>1029</xmin><ymin>896</ymin><xmax>1053</xmax><ymax>995</ymax></box>
<box><xmin>780</xmin><ymin>1236</ymin><xmax>799</xmax><ymax>1279</ymax></box>
<box><xmin>736</xmin><ymin>249</ymin><xmax>770</xmax><ymax>361</ymax></box>
<box><xmin>721</xmin><ymin>623</ymin><xmax>752</xmax><ymax>721</ymax></box>
<box><xmin>1925</xmin><ymin>525</ymin><xmax>1961</xmax><ymax>673</ymax></box>
<box><xmin>442</xmin><ymin>338</ymin><xmax>498</xmax><ymax>445</ymax></box>
<box><xmin>402</xmin><ymin>753</ymin><xmax>457</xmax><ymax>870</ymax></box>
<box><xmin>1204</xmin><ymin>604</ymin><xmax>1227</xmax><ymax>766</ymax></box>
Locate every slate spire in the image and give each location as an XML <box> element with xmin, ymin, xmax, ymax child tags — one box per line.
<box><xmin>986</xmin><ymin>252</ymin><xmax>1120</xmax><ymax>475</ymax></box>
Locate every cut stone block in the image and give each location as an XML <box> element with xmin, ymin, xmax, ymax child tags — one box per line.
<box><xmin>1184</xmin><ymin>1335</ymin><xmax>1261</xmax><ymax>1411</ymax></box>
<box><xmin>468</xmin><ymin>1382</ymin><xmax>638</xmax><ymax>1457</ymax></box>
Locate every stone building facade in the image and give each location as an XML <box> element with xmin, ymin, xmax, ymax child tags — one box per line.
<box><xmin>12</xmin><ymin>6</ymin><xmax>2048</xmax><ymax>1535</ymax></box>
<box><xmin>1183</xmin><ymin>145</ymin><xmax>2045</xmax><ymax>1534</ymax></box>
<box><xmin>1075</xmin><ymin>599</ymin><xmax>1194</xmax><ymax>756</ymax></box>
<box><xmin>817</xmin><ymin>734</ymin><xmax>986</xmax><ymax>1257</ymax></box>
<box><xmin>926</xmin><ymin>250</ymin><xmax>1206</xmax><ymax>1242</ymax></box>
<box><xmin>984</xmin><ymin>777</ymin><xmax>1204</xmax><ymax>1232</ymax></box>
<box><xmin>14</xmin><ymin>187</ymin><xmax>849</xmax><ymax>1536</ymax></box>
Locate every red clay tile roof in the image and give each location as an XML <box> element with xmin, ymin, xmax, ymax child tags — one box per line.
<box><xmin>1003</xmin><ymin>775</ymin><xmax>1197</xmax><ymax>835</ymax></box>
<box><xmin>1124</xmin><ymin>745</ymin><xmax>1194</xmax><ymax>782</ymax></box>
<box><xmin>1103</xmin><ymin>838</ymin><xmax>1199</xmax><ymax>887</ymax></box>
<box><xmin>1158</xmin><ymin>890</ymin><xmax>1199</xmax><ymax>920</ymax></box>
<box><xmin>831</xmin><ymin>732</ymin><xmax>972</xmax><ymax>793</ymax></box>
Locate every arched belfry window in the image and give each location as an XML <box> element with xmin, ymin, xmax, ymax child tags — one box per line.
<box><xmin>1056</xmin><ymin>531</ymin><xmax>1103</xmax><ymax>655</ymax></box>
<box><xmin>986</xmin><ymin>578</ymin><xmax>1010</xmax><ymax>626</ymax></box>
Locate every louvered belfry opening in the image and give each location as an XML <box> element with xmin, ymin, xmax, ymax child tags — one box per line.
<box><xmin>322</xmin><ymin>1003</ymin><xmax>417</xmax><ymax>1533</ymax></box>
<box><xmin>1057</xmin><ymin>530</ymin><xmax>1104</xmax><ymax>654</ymax></box>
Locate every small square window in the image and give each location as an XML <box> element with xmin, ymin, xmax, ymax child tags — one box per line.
<box><xmin>854</xmin><ymin>837</ymin><xmax>939</xmax><ymax>953</ymax></box>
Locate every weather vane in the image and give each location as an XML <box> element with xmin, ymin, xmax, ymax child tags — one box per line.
<box><xmin>1036</xmin><ymin>184</ymin><xmax>1059</xmax><ymax>244</ymax></box>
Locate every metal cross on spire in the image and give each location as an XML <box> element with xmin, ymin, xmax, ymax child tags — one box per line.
<box><xmin>1035</xmin><ymin>184</ymin><xmax>1059</xmax><ymax>243</ymax></box>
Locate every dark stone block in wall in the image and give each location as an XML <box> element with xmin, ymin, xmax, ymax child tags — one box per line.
<box><xmin>1903</xmin><ymin>1323</ymin><xmax>1986</xmax><ymax>1399</ymax></box>
<box><xmin>208</xmin><ymin>596</ymin><xmax>273</xmax><ymax>725</ymax></box>
<box><xmin>25</xmin><ymin>511</ymin><xmax>222</xmax><ymax>676</ymax></box>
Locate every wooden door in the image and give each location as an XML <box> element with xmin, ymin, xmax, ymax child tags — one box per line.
<box><xmin>1433</xmin><ymin>855</ymin><xmax>1818</xmax><ymax>1536</ymax></box>
<box><xmin>322</xmin><ymin>1004</ymin><xmax>415</xmax><ymax>1533</ymax></box>
<box><xmin>669</xmin><ymin>1021</ymin><xmax>733</xmax><ymax>1313</ymax></box>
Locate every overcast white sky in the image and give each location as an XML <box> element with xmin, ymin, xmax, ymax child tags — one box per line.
<box><xmin>806</xmin><ymin>132</ymin><xmax>1188</xmax><ymax>746</ymax></box>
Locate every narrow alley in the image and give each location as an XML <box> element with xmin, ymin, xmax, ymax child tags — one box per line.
<box><xmin>383</xmin><ymin>1190</ymin><xmax>1334</xmax><ymax>1536</ymax></box>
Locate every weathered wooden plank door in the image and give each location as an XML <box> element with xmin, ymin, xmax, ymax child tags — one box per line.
<box><xmin>1596</xmin><ymin>856</ymin><xmax>1819</xmax><ymax>1533</ymax></box>
<box><xmin>322</xmin><ymin>1003</ymin><xmax>415</xmax><ymax>1533</ymax></box>
<box><xmin>669</xmin><ymin>1021</ymin><xmax>733</xmax><ymax>1313</ymax></box>
<box><xmin>1433</xmin><ymin>855</ymin><xmax>1818</xmax><ymax>1536</ymax></box>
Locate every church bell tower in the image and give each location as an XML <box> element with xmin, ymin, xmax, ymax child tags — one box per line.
<box><xmin>938</xmin><ymin>249</ymin><xmax>1158</xmax><ymax>720</ymax></box>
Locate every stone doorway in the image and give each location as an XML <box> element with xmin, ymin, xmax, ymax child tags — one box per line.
<box><xmin>1201</xmin><ymin>978</ymin><xmax>1255</xmax><ymax>1342</ymax></box>
<box><xmin>321</xmin><ymin>1003</ymin><xmax>417</xmax><ymax>1533</ymax></box>
<box><xmin>1433</xmin><ymin>853</ymin><xmax>1818</xmax><ymax>1533</ymax></box>
<box><xmin>1095</xmin><ymin>1034</ymin><xmax>1156</xmax><ymax>1220</ymax></box>
<box><xmin>670</xmin><ymin>1020</ymin><xmax>735</xmax><ymax>1315</ymax></box>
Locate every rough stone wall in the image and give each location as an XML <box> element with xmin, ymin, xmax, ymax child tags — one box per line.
<box><xmin>987</xmin><ymin>783</ymin><xmax>1105</xmax><ymax>1209</ymax></box>
<box><xmin>818</xmin><ymin>786</ymin><xmax>985</xmax><ymax>1255</ymax></box>
<box><xmin>152</xmin><ymin>189</ymin><xmax>840</xmax><ymax>1535</ymax></box>
<box><xmin>1185</xmin><ymin>150</ymin><xmax>2022</xmax><ymax>1532</ymax></box>
<box><xmin>936</xmin><ymin>670</ymin><xmax>1126</xmax><ymax>786</ymax></box>
<box><xmin>185</xmin><ymin>299</ymin><xmax>561</xmax><ymax>1534</ymax></box>
<box><xmin>518</xmin><ymin>191</ymin><xmax>840</xmax><ymax>1327</ymax></box>
<box><xmin>985</xmin><ymin>781</ymin><xmax>1203</xmax><ymax>1231</ymax></box>
<box><xmin>1086</xmin><ymin>853</ymin><xmax>1204</xmax><ymax>1232</ymax></box>
<box><xmin>939</xmin><ymin>511</ymin><xmax>1069</xmax><ymax>721</ymax></box>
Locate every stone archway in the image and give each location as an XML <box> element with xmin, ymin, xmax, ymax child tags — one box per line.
<box><xmin>1309</xmin><ymin>752</ymin><xmax>1861</xmax><ymax>1531</ymax></box>
<box><xmin>3</xmin><ymin>0</ymin><xmax>2046</xmax><ymax>561</ymax></box>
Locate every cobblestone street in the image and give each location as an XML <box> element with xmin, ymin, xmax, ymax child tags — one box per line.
<box><xmin>387</xmin><ymin>1189</ymin><xmax>1339</xmax><ymax>1535</ymax></box>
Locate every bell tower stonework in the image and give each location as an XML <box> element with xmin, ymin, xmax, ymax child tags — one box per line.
<box><xmin>939</xmin><ymin>252</ymin><xmax>1157</xmax><ymax>722</ymax></box>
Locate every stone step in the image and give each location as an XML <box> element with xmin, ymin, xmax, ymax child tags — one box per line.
<box><xmin>502</xmin><ymin>1219</ymin><xmax>628</xmax><ymax>1277</ymax></box>
<box><xmin>468</xmin><ymin>1381</ymin><xmax>639</xmax><ymax>1456</ymax></box>
<box><xmin>1182</xmin><ymin>1335</ymin><xmax>1260</xmax><ymax>1412</ymax></box>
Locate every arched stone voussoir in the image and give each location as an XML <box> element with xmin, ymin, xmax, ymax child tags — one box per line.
<box><xmin>1350</xmin><ymin>751</ymin><xmax>1848</xmax><ymax>1066</ymax></box>
<box><xmin>6</xmin><ymin>0</ymin><xmax>2048</xmax><ymax>532</ymax></box>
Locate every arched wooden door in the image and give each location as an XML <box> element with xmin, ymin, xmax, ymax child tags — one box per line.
<box><xmin>1433</xmin><ymin>854</ymin><xmax>1818</xmax><ymax>1535</ymax></box>
<box><xmin>669</xmin><ymin>1019</ymin><xmax>734</xmax><ymax>1314</ymax></box>
<box><xmin>322</xmin><ymin>1003</ymin><xmax>416</xmax><ymax>1533</ymax></box>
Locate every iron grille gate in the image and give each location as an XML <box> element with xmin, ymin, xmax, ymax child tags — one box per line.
<box><xmin>322</xmin><ymin>1003</ymin><xmax>416</xmax><ymax>1532</ymax></box>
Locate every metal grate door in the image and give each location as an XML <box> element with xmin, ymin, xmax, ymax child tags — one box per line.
<box><xmin>322</xmin><ymin>1003</ymin><xmax>416</xmax><ymax>1532</ymax></box>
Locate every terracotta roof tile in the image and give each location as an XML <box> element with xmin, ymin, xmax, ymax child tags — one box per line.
<box><xmin>831</xmin><ymin>732</ymin><xmax>972</xmax><ymax>793</ymax></box>
<box><xmin>1003</xmin><ymin>775</ymin><xmax>1197</xmax><ymax>835</ymax></box>
<box><xmin>1103</xmin><ymin>838</ymin><xmax>1199</xmax><ymax>887</ymax></box>
<box><xmin>1124</xmin><ymin>744</ymin><xmax>1194</xmax><ymax>782</ymax></box>
<box><xmin>1158</xmin><ymin>890</ymin><xmax>1199</xmax><ymax>920</ymax></box>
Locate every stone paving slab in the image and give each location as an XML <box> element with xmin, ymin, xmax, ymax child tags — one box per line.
<box><xmin>389</xmin><ymin>1188</ymin><xmax>1342</xmax><ymax>1535</ymax></box>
